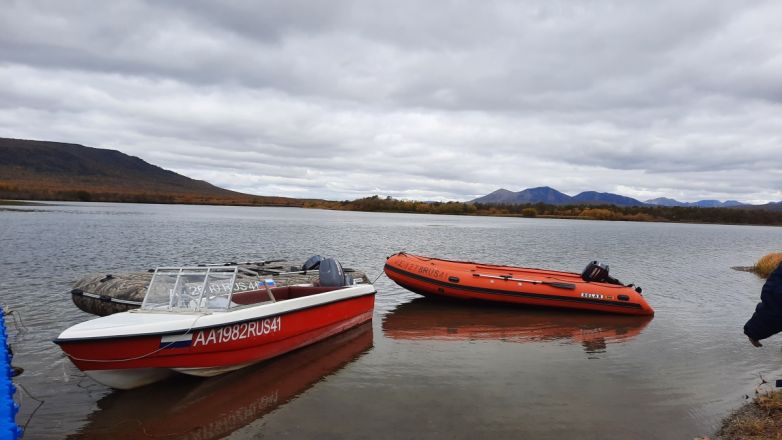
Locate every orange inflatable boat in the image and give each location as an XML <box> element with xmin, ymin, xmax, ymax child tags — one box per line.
<box><xmin>384</xmin><ymin>252</ymin><xmax>654</xmax><ymax>316</ymax></box>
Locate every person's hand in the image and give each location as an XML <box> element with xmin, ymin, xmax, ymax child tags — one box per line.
<box><xmin>748</xmin><ymin>337</ymin><xmax>763</xmax><ymax>347</ymax></box>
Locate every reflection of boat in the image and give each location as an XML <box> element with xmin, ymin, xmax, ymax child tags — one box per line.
<box><xmin>384</xmin><ymin>252</ymin><xmax>654</xmax><ymax>315</ymax></box>
<box><xmin>55</xmin><ymin>262</ymin><xmax>375</xmax><ymax>389</ymax></box>
<box><xmin>382</xmin><ymin>298</ymin><xmax>652</xmax><ymax>351</ymax></box>
<box><xmin>70</xmin><ymin>323</ymin><xmax>373</xmax><ymax>440</ymax></box>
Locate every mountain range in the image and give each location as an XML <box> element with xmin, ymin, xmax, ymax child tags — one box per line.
<box><xmin>644</xmin><ymin>197</ymin><xmax>743</xmax><ymax>208</ymax></box>
<box><xmin>471</xmin><ymin>186</ymin><xmax>781</xmax><ymax>210</ymax></box>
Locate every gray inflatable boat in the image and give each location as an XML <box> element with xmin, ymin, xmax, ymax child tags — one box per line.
<box><xmin>71</xmin><ymin>258</ymin><xmax>369</xmax><ymax>316</ymax></box>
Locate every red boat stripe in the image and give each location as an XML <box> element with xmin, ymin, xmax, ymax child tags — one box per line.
<box><xmin>384</xmin><ymin>263</ymin><xmax>643</xmax><ymax>310</ymax></box>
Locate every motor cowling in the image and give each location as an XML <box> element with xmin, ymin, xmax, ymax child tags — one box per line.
<box><xmin>302</xmin><ymin>255</ymin><xmax>323</xmax><ymax>271</ymax></box>
<box><xmin>318</xmin><ymin>258</ymin><xmax>352</xmax><ymax>287</ymax></box>
<box><xmin>581</xmin><ymin>261</ymin><xmax>611</xmax><ymax>283</ymax></box>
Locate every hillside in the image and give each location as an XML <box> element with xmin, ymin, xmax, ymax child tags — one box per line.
<box><xmin>471</xmin><ymin>186</ymin><xmax>572</xmax><ymax>205</ymax></box>
<box><xmin>571</xmin><ymin>191</ymin><xmax>644</xmax><ymax>206</ymax></box>
<box><xmin>747</xmin><ymin>201</ymin><xmax>782</xmax><ymax>212</ymax></box>
<box><xmin>0</xmin><ymin>137</ymin><xmax>304</xmax><ymax>206</ymax></box>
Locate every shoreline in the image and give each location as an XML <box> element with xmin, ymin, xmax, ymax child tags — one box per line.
<box><xmin>4</xmin><ymin>197</ymin><xmax>782</xmax><ymax>227</ymax></box>
<box><xmin>715</xmin><ymin>389</ymin><xmax>782</xmax><ymax>439</ymax></box>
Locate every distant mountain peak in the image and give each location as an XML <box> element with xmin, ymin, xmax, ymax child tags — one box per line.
<box><xmin>572</xmin><ymin>191</ymin><xmax>644</xmax><ymax>206</ymax></box>
<box><xmin>645</xmin><ymin>197</ymin><xmax>746</xmax><ymax>208</ymax></box>
<box><xmin>487</xmin><ymin>188</ymin><xmax>514</xmax><ymax>195</ymax></box>
<box><xmin>646</xmin><ymin>197</ymin><xmax>684</xmax><ymax>206</ymax></box>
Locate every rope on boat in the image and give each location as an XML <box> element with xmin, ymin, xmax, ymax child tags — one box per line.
<box><xmin>62</xmin><ymin>313</ymin><xmax>206</xmax><ymax>364</ymax></box>
<box><xmin>371</xmin><ymin>271</ymin><xmax>385</xmax><ymax>285</ymax></box>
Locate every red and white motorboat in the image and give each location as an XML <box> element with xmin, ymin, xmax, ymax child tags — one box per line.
<box><xmin>55</xmin><ymin>259</ymin><xmax>375</xmax><ymax>390</ymax></box>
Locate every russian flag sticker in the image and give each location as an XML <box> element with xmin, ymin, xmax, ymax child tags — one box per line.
<box><xmin>160</xmin><ymin>333</ymin><xmax>193</xmax><ymax>349</ymax></box>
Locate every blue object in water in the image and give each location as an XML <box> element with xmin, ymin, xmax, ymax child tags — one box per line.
<box><xmin>0</xmin><ymin>310</ymin><xmax>22</xmax><ymax>439</ymax></box>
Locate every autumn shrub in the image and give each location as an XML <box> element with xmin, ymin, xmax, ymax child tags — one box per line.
<box><xmin>579</xmin><ymin>208</ymin><xmax>619</xmax><ymax>220</ymax></box>
<box><xmin>754</xmin><ymin>253</ymin><xmax>782</xmax><ymax>278</ymax></box>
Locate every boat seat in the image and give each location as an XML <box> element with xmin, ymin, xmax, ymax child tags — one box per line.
<box><xmin>231</xmin><ymin>286</ymin><xmax>346</xmax><ymax>305</ymax></box>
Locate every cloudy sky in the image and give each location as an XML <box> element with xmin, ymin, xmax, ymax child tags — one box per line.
<box><xmin>1</xmin><ymin>1</ymin><xmax>781</xmax><ymax>203</ymax></box>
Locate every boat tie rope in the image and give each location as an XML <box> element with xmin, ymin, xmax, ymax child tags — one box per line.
<box><xmin>371</xmin><ymin>271</ymin><xmax>385</xmax><ymax>285</ymax></box>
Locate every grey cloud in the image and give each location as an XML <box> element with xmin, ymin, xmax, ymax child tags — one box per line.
<box><xmin>1</xmin><ymin>0</ymin><xmax>781</xmax><ymax>203</ymax></box>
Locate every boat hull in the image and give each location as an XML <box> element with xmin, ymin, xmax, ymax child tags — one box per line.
<box><xmin>56</xmin><ymin>287</ymin><xmax>375</xmax><ymax>389</ymax></box>
<box><xmin>384</xmin><ymin>253</ymin><xmax>653</xmax><ymax>315</ymax></box>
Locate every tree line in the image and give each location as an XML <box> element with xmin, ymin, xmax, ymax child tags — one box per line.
<box><xmin>4</xmin><ymin>183</ymin><xmax>781</xmax><ymax>226</ymax></box>
<box><xmin>0</xmin><ymin>183</ymin><xmax>304</xmax><ymax>207</ymax></box>
<box><xmin>304</xmin><ymin>195</ymin><xmax>782</xmax><ymax>226</ymax></box>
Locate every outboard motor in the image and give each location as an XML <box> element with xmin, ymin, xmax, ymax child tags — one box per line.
<box><xmin>302</xmin><ymin>255</ymin><xmax>323</xmax><ymax>271</ymax></box>
<box><xmin>581</xmin><ymin>261</ymin><xmax>622</xmax><ymax>285</ymax></box>
<box><xmin>582</xmin><ymin>261</ymin><xmax>610</xmax><ymax>282</ymax></box>
<box><xmin>318</xmin><ymin>258</ymin><xmax>352</xmax><ymax>287</ymax></box>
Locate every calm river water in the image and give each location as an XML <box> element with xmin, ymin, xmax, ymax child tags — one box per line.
<box><xmin>2</xmin><ymin>202</ymin><xmax>781</xmax><ymax>439</ymax></box>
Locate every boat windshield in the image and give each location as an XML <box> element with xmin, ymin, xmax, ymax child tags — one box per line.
<box><xmin>141</xmin><ymin>266</ymin><xmax>240</xmax><ymax>312</ymax></box>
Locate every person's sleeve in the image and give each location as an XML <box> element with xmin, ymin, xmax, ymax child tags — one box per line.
<box><xmin>744</xmin><ymin>263</ymin><xmax>782</xmax><ymax>341</ymax></box>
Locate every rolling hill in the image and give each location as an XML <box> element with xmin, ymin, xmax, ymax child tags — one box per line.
<box><xmin>571</xmin><ymin>191</ymin><xmax>644</xmax><ymax>206</ymax></box>
<box><xmin>471</xmin><ymin>186</ymin><xmax>572</xmax><ymax>205</ymax></box>
<box><xmin>0</xmin><ymin>137</ymin><xmax>304</xmax><ymax>206</ymax></box>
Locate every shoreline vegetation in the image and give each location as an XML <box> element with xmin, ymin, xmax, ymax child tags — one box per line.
<box><xmin>304</xmin><ymin>196</ymin><xmax>782</xmax><ymax>226</ymax></box>
<box><xmin>716</xmin><ymin>386</ymin><xmax>782</xmax><ymax>440</ymax></box>
<box><xmin>752</xmin><ymin>253</ymin><xmax>782</xmax><ymax>278</ymax></box>
<box><xmin>732</xmin><ymin>253</ymin><xmax>782</xmax><ymax>277</ymax></box>
<box><xmin>0</xmin><ymin>186</ymin><xmax>308</xmax><ymax>207</ymax></box>
<box><xmin>3</xmin><ymin>192</ymin><xmax>782</xmax><ymax>225</ymax></box>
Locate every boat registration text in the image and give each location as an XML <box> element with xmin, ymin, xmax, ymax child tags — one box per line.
<box><xmin>193</xmin><ymin>316</ymin><xmax>282</xmax><ymax>347</ymax></box>
<box><xmin>580</xmin><ymin>292</ymin><xmax>604</xmax><ymax>299</ymax></box>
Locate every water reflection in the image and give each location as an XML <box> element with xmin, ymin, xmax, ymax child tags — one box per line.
<box><xmin>69</xmin><ymin>323</ymin><xmax>373</xmax><ymax>440</ymax></box>
<box><xmin>383</xmin><ymin>298</ymin><xmax>652</xmax><ymax>354</ymax></box>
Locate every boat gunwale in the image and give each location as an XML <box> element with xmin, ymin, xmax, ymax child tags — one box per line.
<box><xmin>397</xmin><ymin>252</ymin><xmax>583</xmax><ymax>278</ymax></box>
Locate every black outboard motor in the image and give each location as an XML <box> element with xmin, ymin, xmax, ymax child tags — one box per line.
<box><xmin>302</xmin><ymin>255</ymin><xmax>323</xmax><ymax>271</ymax></box>
<box><xmin>581</xmin><ymin>261</ymin><xmax>622</xmax><ymax>285</ymax></box>
<box><xmin>318</xmin><ymin>258</ymin><xmax>352</xmax><ymax>287</ymax></box>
